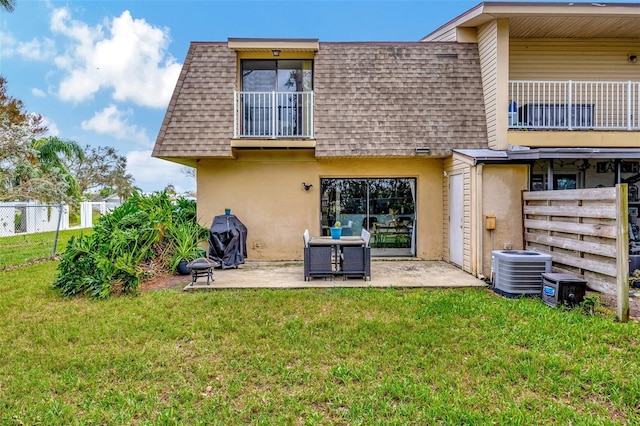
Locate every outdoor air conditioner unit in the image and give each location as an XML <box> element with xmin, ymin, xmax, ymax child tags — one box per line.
<box><xmin>492</xmin><ymin>250</ymin><xmax>552</xmax><ymax>298</ymax></box>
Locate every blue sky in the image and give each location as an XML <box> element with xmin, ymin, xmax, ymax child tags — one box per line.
<box><xmin>0</xmin><ymin>0</ymin><xmax>615</xmax><ymax>193</ymax></box>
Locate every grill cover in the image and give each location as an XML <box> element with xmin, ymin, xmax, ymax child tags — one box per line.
<box><xmin>208</xmin><ymin>214</ymin><xmax>248</xmax><ymax>269</ymax></box>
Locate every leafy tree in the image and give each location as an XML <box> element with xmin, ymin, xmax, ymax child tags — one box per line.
<box><xmin>0</xmin><ymin>120</ymin><xmax>70</xmax><ymax>202</ymax></box>
<box><xmin>0</xmin><ymin>76</ymin><xmax>46</xmax><ymax>136</ymax></box>
<box><xmin>0</xmin><ymin>0</ymin><xmax>15</xmax><ymax>13</ymax></box>
<box><xmin>0</xmin><ymin>78</ymin><xmax>81</xmax><ymax>203</ymax></box>
<box><xmin>66</xmin><ymin>145</ymin><xmax>137</xmax><ymax>200</ymax></box>
<box><xmin>30</xmin><ymin>136</ymin><xmax>84</xmax><ymax>202</ymax></box>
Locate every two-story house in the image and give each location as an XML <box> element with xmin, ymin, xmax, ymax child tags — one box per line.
<box><xmin>152</xmin><ymin>38</ymin><xmax>488</xmax><ymax>261</ymax></box>
<box><xmin>423</xmin><ymin>2</ymin><xmax>640</xmax><ymax>279</ymax></box>
<box><xmin>153</xmin><ymin>2</ymin><xmax>640</xmax><ymax>280</ymax></box>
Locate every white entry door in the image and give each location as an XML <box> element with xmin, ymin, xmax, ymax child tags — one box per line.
<box><xmin>449</xmin><ymin>173</ymin><xmax>464</xmax><ymax>267</ymax></box>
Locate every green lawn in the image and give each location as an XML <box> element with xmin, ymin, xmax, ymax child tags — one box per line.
<box><xmin>0</xmin><ymin>228</ymin><xmax>89</xmax><ymax>270</ymax></box>
<box><xmin>1</xmin><ymin>231</ymin><xmax>639</xmax><ymax>424</ymax></box>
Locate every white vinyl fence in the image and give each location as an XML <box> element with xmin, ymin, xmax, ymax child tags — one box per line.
<box><xmin>0</xmin><ymin>202</ymin><xmax>68</xmax><ymax>237</ymax></box>
<box><xmin>0</xmin><ymin>201</ymin><xmax>113</xmax><ymax>237</ymax></box>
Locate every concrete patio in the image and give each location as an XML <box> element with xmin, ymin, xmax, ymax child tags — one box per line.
<box><xmin>183</xmin><ymin>259</ymin><xmax>487</xmax><ymax>290</ymax></box>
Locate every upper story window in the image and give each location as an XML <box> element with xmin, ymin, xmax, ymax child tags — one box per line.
<box><xmin>242</xmin><ymin>60</ymin><xmax>313</xmax><ymax>92</ymax></box>
<box><xmin>237</xmin><ymin>59</ymin><xmax>314</xmax><ymax>139</ymax></box>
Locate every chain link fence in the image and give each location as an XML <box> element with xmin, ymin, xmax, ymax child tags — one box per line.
<box><xmin>0</xmin><ymin>202</ymin><xmax>114</xmax><ymax>267</ymax></box>
<box><xmin>0</xmin><ymin>203</ymin><xmax>68</xmax><ymax>237</ymax></box>
<box><xmin>0</xmin><ymin>201</ymin><xmax>118</xmax><ymax>238</ymax></box>
<box><xmin>0</xmin><ymin>203</ymin><xmax>69</xmax><ymax>267</ymax></box>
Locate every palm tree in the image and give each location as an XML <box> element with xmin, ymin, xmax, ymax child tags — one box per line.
<box><xmin>0</xmin><ymin>0</ymin><xmax>16</xmax><ymax>12</ymax></box>
<box><xmin>30</xmin><ymin>136</ymin><xmax>84</xmax><ymax>202</ymax></box>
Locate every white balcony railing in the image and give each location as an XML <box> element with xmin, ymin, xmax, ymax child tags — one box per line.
<box><xmin>234</xmin><ymin>91</ymin><xmax>314</xmax><ymax>138</ymax></box>
<box><xmin>508</xmin><ymin>80</ymin><xmax>640</xmax><ymax>130</ymax></box>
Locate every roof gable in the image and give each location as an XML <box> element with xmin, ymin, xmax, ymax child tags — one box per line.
<box><xmin>153</xmin><ymin>42</ymin><xmax>236</xmax><ymax>161</ymax></box>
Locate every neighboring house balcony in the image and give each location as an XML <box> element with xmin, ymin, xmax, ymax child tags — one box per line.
<box><xmin>234</xmin><ymin>91</ymin><xmax>314</xmax><ymax>139</ymax></box>
<box><xmin>508</xmin><ymin>80</ymin><xmax>640</xmax><ymax>131</ymax></box>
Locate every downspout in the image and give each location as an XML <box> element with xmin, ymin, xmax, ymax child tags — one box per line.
<box><xmin>476</xmin><ymin>163</ymin><xmax>484</xmax><ymax>278</ymax></box>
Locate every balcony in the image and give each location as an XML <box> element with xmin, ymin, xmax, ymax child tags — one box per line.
<box><xmin>234</xmin><ymin>91</ymin><xmax>314</xmax><ymax>139</ymax></box>
<box><xmin>508</xmin><ymin>80</ymin><xmax>640</xmax><ymax>130</ymax></box>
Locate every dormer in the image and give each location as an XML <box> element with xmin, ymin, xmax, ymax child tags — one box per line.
<box><xmin>228</xmin><ymin>38</ymin><xmax>319</xmax><ymax>149</ymax></box>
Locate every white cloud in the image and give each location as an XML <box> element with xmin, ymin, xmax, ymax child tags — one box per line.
<box><xmin>81</xmin><ymin>105</ymin><xmax>150</xmax><ymax>146</ymax></box>
<box><xmin>126</xmin><ymin>150</ymin><xmax>195</xmax><ymax>193</ymax></box>
<box><xmin>32</xmin><ymin>88</ymin><xmax>46</xmax><ymax>97</ymax></box>
<box><xmin>41</xmin><ymin>116</ymin><xmax>60</xmax><ymax>137</ymax></box>
<box><xmin>0</xmin><ymin>31</ymin><xmax>56</xmax><ymax>61</ymax></box>
<box><xmin>51</xmin><ymin>7</ymin><xmax>181</xmax><ymax>108</ymax></box>
<box><xmin>0</xmin><ymin>31</ymin><xmax>17</xmax><ymax>56</ymax></box>
<box><xmin>18</xmin><ymin>38</ymin><xmax>56</xmax><ymax>61</ymax></box>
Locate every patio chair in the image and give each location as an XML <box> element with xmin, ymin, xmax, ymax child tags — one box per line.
<box><xmin>341</xmin><ymin>229</ymin><xmax>371</xmax><ymax>280</ymax></box>
<box><xmin>303</xmin><ymin>229</ymin><xmax>333</xmax><ymax>281</ymax></box>
<box><xmin>342</xmin><ymin>220</ymin><xmax>354</xmax><ymax>236</ymax></box>
<box><xmin>361</xmin><ymin>228</ymin><xmax>371</xmax><ymax>246</ymax></box>
<box><xmin>341</xmin><ymin>246</ymin><xmax>371</xmax><ymax>280</ymax></box>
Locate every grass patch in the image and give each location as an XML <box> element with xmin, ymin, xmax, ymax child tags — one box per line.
<box><xmin>1</xmin><ymin>232</ymin><xmax>639</xmax><ymax>424</ymax></box>
<box><xmin>0</xmin><ymin>229</ymin><xmax>89</xmax><ymax>270</ymax></box>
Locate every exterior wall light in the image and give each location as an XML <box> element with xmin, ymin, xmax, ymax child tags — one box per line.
<box><xmin>272</xmin><ymin>49</ymin><xmax>281</xmax><ymax>57</ymax></box>
<box><xmin>302</xmin><ymin>182</ymin><xmax>313</xmax><ymax>191</ymax></box>
<box><xmin>415</xmin><ymin>147</ymin><xmax>431</xmax><ymax>154</ymax></box>
<box><xmin>629</xmin><ymin>54</ymin><xmax>637</xmax><ymax>63</ymax></box>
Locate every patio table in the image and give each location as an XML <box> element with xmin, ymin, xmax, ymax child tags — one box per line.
<box><xmin>308</xmin><ymin>236</ymin><xmax>368</xmax><ymax>277</ymax></box>
<box><xmin>308</xmin><ymin>236</ymin><xmax>366</xmax><ymax>247</ymax></box>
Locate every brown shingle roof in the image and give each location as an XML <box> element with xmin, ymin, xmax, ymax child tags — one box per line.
<box><xmin>314</xmin><ymin>42</ymin><xmax>487</xmax><ymax>157</ymax></box>
<box><xmin>152</xmin><ymin>41</ymin><xmax>487</xmax><ymax>160</ymax></box>
<box><xmin>153</xmin><ymin>42</ymin><xmax>236</xmax><ymax>159</ymax></box>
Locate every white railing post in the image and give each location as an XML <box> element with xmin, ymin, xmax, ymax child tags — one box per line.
<box><xmin>233</xmin><ymin>90</ymin><xmax>238</xmax><ymax>138</ymax></box>
<box><xmin>567</xmin><ymin>80</ymin><xmax>573</xmax><ymax>130</ymax></box>
<box><xmin>636</xmin><ymin>82</ymin><xmax>640</xmax><ymax>129</ymax></box>
<box><xmin>271</xmin><ymin>91</ymin><xmax>277</xmax><ymax>139</ymax></box>
<box><xmin>310</xmin><ymin>91</ymin><xmax>314</xmax><ymax>138</ymax></box>
<box><xmin>628</xmin><ymin>81</ymin><xmax>633</xmax><ymax>131</ymax></box>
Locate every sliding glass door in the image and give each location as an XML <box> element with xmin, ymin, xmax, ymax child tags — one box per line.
<box><xmin>320</xmin><ymin>178</ymin><xmax>416</xmax><ymax>257</ymax></box>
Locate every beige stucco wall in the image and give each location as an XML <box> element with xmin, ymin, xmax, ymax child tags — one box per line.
<box><xmin>479</xmin><ymin>164</ymin><xmax>529</xmax><ymax>275</ymax></box>
<box><xmin>196</xmin><ymin>151</ymin><xmax>443</xmax><ymax>261</ymax></box>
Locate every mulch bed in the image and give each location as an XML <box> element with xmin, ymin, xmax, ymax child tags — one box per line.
<box><xmin>595</xmin><ymin>290</ymin><xmax>640</xmax><ymax>319</ymax></box>
<box><xmin>140</xmin><ymin>273</ymin><xmax>190</xmax><ymax>292</ymax></box>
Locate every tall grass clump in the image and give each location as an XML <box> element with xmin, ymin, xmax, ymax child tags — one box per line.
<box><xmin>53</xmin><ymin>192</ymin><xmax>207</xmax><ymax>298</ymax></box>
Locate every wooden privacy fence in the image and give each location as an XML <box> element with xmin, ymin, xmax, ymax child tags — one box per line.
<box><xmin>523</xmin><ymin>185</ymin><xmax>629</xmax><ymax>321</ymax></box>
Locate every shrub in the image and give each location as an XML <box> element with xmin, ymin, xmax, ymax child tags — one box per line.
<box><xmin>53</xmin><ymin>192</ymin><xmax>205</xmax><ymax>298</ymax></box>
<box><xmin>167</xmin><ymin>218</ymin><xmax>209</xmax><ymax>273</ymax></box>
